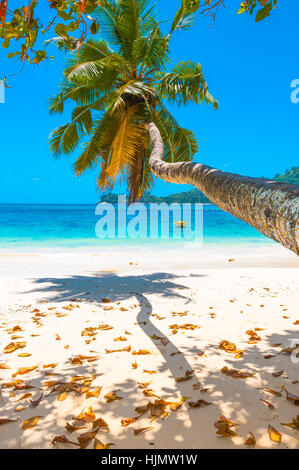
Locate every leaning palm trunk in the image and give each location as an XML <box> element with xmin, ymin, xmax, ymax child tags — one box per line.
<box><xmin>146</xmin><ymin>123</ymin><xmax>299</xmax><ymax>255</ymax></box>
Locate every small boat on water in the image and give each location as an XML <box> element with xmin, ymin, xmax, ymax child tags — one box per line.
<box><xmin>174</xmin><ymin>221</ymin><xmax>187</xmax><ymax>228</ymax></box>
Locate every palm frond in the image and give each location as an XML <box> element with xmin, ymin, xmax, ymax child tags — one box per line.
<box><xmin>105</xmin><ymin>105</ymin><xmax>145</xmax><ymax>181</ymax></box>
<box><xmin>158</xmin><ymin>60</ymin><xmax>218</xmax><ymax>108</ymax></box>
<box><xmin>170</xmin><ymin>0</ymin><xmax>200</xmax><ymax>35</ymax></box>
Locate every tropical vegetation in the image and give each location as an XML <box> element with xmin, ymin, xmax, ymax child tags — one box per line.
<box><xmin>49</xmin><ymin>0</ymin><xmax>218</xmax><ymax>202</ymax></box>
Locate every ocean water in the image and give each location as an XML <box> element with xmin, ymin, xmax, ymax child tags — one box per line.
<box><xmin>0</xmin><ymin>203</ymin><xmax>275</xmax><ymax>252</ymax></box>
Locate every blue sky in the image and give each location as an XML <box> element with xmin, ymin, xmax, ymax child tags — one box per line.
<box><xmin>0</xmin><ymin>0</ymin><xmax>298</xmax><ymax>204</ymax></box>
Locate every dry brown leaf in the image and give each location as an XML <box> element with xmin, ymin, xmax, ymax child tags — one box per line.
<box><xmin>15</xmin><ymin>393</ymin><xmax>33</xmax><ymax>402</ymax></box>
<box><xmin>92</xmin><ymin>417</ymin><xmax>109</xmax><ymax>431</ymax></box>
<box><xmin>30</xmin><ymin>392</ymin><xmax>43</xmax><ymax>407</ymax></box>
<box><xmin>0</xmin><ymin>363</ymin><xmax>9</xmax><ymax>369</ymax></box>
<box><xmin>281</xmin><ymin>415</ymin><xmax>299</xmax><ymax>430</ymax></box>
<box><xmin>12</xmin><ymin>365</ymin><xmax>39</xmax><ymax>377</ymax></box>
<box><xmin>21</xmin><ymin>416</ymin><xmax>41</xmax><ymax>430</ymax></box>
<box><xmin>104</xmin><ymin>392</ymin><xmax>122</xmax><ymax>403</ymax></box>
<box><xmin>94</xmin><ymin>438</ymin><xmax>114</xmax><ymax>449</ymax></box>
<box><xmin>268</xmin><ymin>425</ymin><xmax>282</xmax><ymax>443</ymax></box>
<box><xmin>42</xmin><ymin>363</ymin><xmax>58</xmax><ymax>369</ymax></box>
<box><xmin>132</xmin><ymin>349</ymin><xmax>151</xmax><ymax>355</ymax></box>
<box><xmin>245</xmin><ymin>432</ymin><xmax>256</xmax><ymax>445</ymax></box>
<box><xmin>221</xmin><ymin>366</ymin><xmax>255</xmax><ymax>379</ymax></box>
<box><xmin>76</xmin><ymin>406</ymin><xmax>96</xmax><ymax>422</ymax></box>
<box><xmin>261</xmin><ymin>388</ymin><xmax>282</xmax><ymax>397</ymax></box>
<box><xmin>134</xmin><ymin>427</ymin><xmax>152</xmax><ymax>436</ymax></box>
<box><xmin>175</xmin><ymin>370</ymin><xmax>193</xmax><ymax>382</ymax></box>
<box><xmin>188</xmin><ymin>400</ymin><xmax>212</xmax><ymax>408</ymax></box>
<box><xmin>18</xmin><ymin>353</ymin><xmax>32</xmax><ymax>357</ymax></box>
<box><xmin>285</xmin><ymin>389</ymin><xmax>299</xmax><ymax>406</ymax></box>
<box><xmin>121</xmin><ymin>417</ymin><xmax>138</xmax><ymax>427</ymax></box>
<box><xmin>214</xmin><ymin>415</ymin><xmax>238</xmax><ymax>437</ymax></box>
<box><xmin>52</xmin><ymin>435</ymin><xmax>79</xmax><ymax>446</ymax></box>
<box><xmin>85</xmin><ymin>387</ymin><xmax>102</xmax><ymax>399</ymax></box>
<box><xmin>0</xmin><ymin>418</ymin><xmax>17</xmax><ymax>425</ymax></box>
<box><xmin>114</xmin><ymin>336</ymin><xmax>127</xmax><ymax>341</ymax></box>
<box><xmin>105</xmin><ymin>345</ymin><xmax>131</xmax><ymax>354</ymax></box>
<box><xmin>78</xmin><ymin>431</ymin><xmax>98</xmax><ymax>449</ymax></box>
<box><xmin>65</xmin><ymin>422</ymin><xmax>87</xmax><ymax>433</ymax></box>
<box><xmin>3</xmin><ymin>341</ymin><xmax>26</xmax><ymax>354</ymax></box>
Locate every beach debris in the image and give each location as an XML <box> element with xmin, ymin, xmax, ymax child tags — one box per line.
<box><xmin>104</xmin><ymin>392</ymin><xmax>122</xmax><ymax>403</ymax></box>
<box><xmin>92</xmin><ymin>417</ymin><xmax>109</xmax><ymax>431</ymax></box>
<box><xmin>260</xmin><ymin>399</ymin><xmax>276</xmax><ymax>410</ymax></box>
<box><xmin>281</xmin><ymin>415</ymin><xmax>299</xmax><ymax>430</ymax></box>
<box><xmin>219</xmin><ymin>340</ymin><xmax>243</xmax><ymax>358</ymax></box>
<box><xmin>12</xmin><ymin>365</ymin><xmax>39</xmax><ymax>377</ymax></box>
<box><xmin>188</xmin><ymin>400</ymin><xmax>212</xmax><ymax>408</ymax></box>
<box><xmin>132</xmin><ymin>349</ymin><xmax>151</xmax><ymax>355</ymax></box>
<box><xmin>268</xmin><ymin>425</ymin><xmax>282</xmax><ymax>443</ymax></box>
<box><xmin>21</xmin><ymin>416</ymin><xmax>41</xmax><ymax>430</ymax></box>
<box><xmin>121</xmin><ymin>417</ymin><xmax>138</xmax><ymax>427</ymax></box>
<box><xmin>76</xmin><ymin>407</ymin><xmax>96</xmax><ymax>423</ymax></box>
<box><xmin>0</xmin><ymin>418</ymin><xmax>17</xmax><ymax>425</ymax></box>
<box><xmin>105</xmin><ymin>345</ymin><xmax>131</xmax><ymax>353</ymax></box>
<box><xmin>246</xmin><ymin>330</ymin><xmax>261</xmax><ymax>344</ymax></box>
<box><xmin>52</xmin><ymin>435</ymin><xmax>79</xmax><ymax>446</ymax></box>
<box><xmin>15</xmin><ymin>393</ymin><xmax>33</xmax><ymax>402</ymax></box>
<box><xmin>272</xmin><ymin>370</ymin><xmax>284</xmax><ymax>377</ymax></box>
<box><xmin>285</xmin><ymin>389</ymin><xmax>299</xmax><ymax>406</ymax></box>
<box><xmin>101</xmin><ymin>298</ymin><xmax>111</xmax><ymax>303</ymax></box>
<box><xmin>143</xmin><ymin>389</ymin><xmax>160</xmax><ymax>398</ymax></box>
<box><xmin>3</xmin><ymin>341</ymin><xmax>26</xmax><ymax>354</ymax></box>
<box><xmin>221</xmin><ymin>366</ymin><xmax>255</xmax><ymax>379</ymax></box>
<box><xmin>134</xmin><ymin>427</ymin><xmax>152</xmax><ymax>436</ymax></box>
<box><xmin>261</xmin><ymin>388</ymin><xmax>282</xmax><ymax>397</ymax></box>
<box><xmin>214</xmin><ymin>416</ymin><xmax>238</xmax><ymax>437</ymax></box>
<box><xmin>30</xmin><ymin>392</ymin><xmax>43</xmax><ymax>407</ymax></box>
<box><xmin>94</xmin><ymin>438</ymin><xmax>114</xmax><ymax>449</ymax></box>
<box><xmin>169</xmin><ymin>323</ymin><xmax>200</xmax><ymax>331</ymax></box>
<box><xmin>64</xmin><ymin>423</ymin><xmax>86</xmax><ymax>434</ymax></box>
<box><xmin>175</xmin><ymin>370</ymin><xmax>193</xmax><ymax>382</ymax></box>
<box><xmin>245</xmin><ymin>432</ymin><xmax>256</xmax><ymax>445</ymax></box>
<box><xmin>85</xmin><ymin>387</ymin><xmax>102</xmax><ymax>399</ymax></box>
<box><xmin>264</xmin><ymin>354</ymin><xmax>275</xmax><ymax>359</ymax></box>
<box><xmin>78</xmin><ymin>430</ymin><xmax>98</xmax><ymax>449</ymax></box>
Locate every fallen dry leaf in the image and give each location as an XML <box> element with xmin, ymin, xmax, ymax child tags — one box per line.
<box><xmin>134</xmin><ymin>427</ymin><xmax>152</xmax><ymax>436</ymax></box>
<box><xmin>268</xmin><ymin>425</ymin><xmax>282</xmax><ymax>443</ymax></box>
<box><xmin>104</xmin><ymin>392</ymin><xmax>122</xmax><ymax>403</ymax></box>
<box><xmin>245</xmin><ymin>432</ymin><xmax>256</xmax><ymax>445</ymax></box>
<box><xmin>21</xmin><ymin>416</ymin><xmax>41</xmax><ymax>430</ymax></box>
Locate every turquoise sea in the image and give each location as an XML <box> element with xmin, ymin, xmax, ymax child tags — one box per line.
<box><xmin>0</xmin><ymin>203</ymin><xmax>275</xmax><ymax>252</ymax></box>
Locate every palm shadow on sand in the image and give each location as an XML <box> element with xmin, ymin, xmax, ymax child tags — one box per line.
<box><xmin>14</xmin><ymin>270</ymin><xmax>299</xmax><ymax>449</ymax></box>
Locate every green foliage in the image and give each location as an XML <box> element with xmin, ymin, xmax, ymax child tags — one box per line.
<box><xmin>237</xmin><ymin>0</ymin><xmax>278</xmax><ymax>23</ymax></box>
<box><xmin>0</xmin><ymin>0</ymin><xmax>281</xmax><ymax>67</ymax></box>
<box><xmin>0</xmin><ymin>0</ymin><xmax>99</xmax><ymax>64</ymax></box>
<box><xmin>273</xmin><ymin>166</ymin><xmax>299</xmax><ymax>185</ymax></box>
<box><xmin>49</xmin><ymin>0</ymin><xmax>218</xmax><ymax>201</ymax></box>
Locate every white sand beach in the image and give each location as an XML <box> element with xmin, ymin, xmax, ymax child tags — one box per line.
<box><xmin>0</xmin><ymin>244</ymin><xmax>298</xmax><ymax>449</ymax></box>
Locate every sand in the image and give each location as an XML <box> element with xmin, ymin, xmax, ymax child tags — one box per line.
<box><xmin>0</xmin><ymin>243</ymin><xmax>298</xmax><ymax>449</ymax></box>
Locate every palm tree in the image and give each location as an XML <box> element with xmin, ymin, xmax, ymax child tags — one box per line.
<box><xmin>49</xmin><ymin>0</ymin><xmax>299</xmax><ymax>254</ymax></box>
